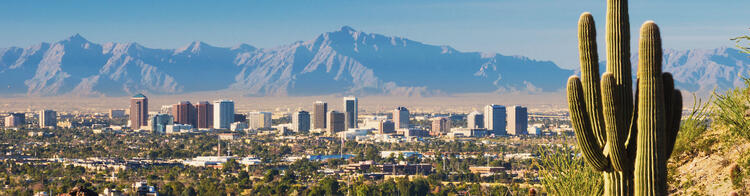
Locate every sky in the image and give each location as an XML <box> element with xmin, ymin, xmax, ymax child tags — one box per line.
<box><xmin>0</xmin><ymin>0</ymin><xmax>746</xmax><ymax>69</ymax></box>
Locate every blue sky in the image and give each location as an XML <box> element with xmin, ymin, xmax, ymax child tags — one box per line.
<box><xmin>0</xmin><ymin>0</ymin><xmax>746</xmax><ymax>68</ymax></box>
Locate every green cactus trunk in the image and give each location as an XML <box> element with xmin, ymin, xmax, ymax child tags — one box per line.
<box><xmin>567</xmin><ymin>0</ymin><xmax>682</xmax><ymax>195</ymax></box>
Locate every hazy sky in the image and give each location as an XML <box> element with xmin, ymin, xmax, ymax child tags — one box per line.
<box><xmin>0</xmin><ymin>0</ymin><xmax>746</xmax><ymax>69</ymax></box>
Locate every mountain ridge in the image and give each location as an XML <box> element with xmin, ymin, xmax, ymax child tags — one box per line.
<box><xmin>0</xmin><ymin>26</ymin><xmax>746</xmax><ymax>97</ymax></box>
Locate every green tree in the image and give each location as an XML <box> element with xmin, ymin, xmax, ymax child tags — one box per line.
<box><xmin>320</xmin><ymin>176</ymin><xmax>341</xmax><ymax>196</ymax></box>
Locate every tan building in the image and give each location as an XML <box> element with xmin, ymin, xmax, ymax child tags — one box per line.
<box><xmin>430</xmin><ymin>117</ymin><xmax>452</xmax><ymax>136</ymax></box>
<box><xmin>196</xmin><ymin>101</ymin><xmax>213</xmax><ymax>129</ymax></box>
<box><xmin>327</xmin><ymin>110</ymin><xmax>345</xmax><ymax>134</ymax></box>
<box><xmin>393</xmin><ymin>107</ymin><xmax>409</xmax><ymax>129</ymax></box>
<box><xmin>313</xmin><ymin>101</ymin><xmax>328</xmax><ymax>130</ymax></box>
<box><xmin>129</xmin><ymin>94</ymin><xmax>148</xmax><ymax>130</ymax></box>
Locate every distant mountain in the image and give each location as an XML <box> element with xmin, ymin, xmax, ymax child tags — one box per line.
<box><xmin>0</xmin><ymin>26</ymin><xmax>744</xmax><ymax>97</ymax></box>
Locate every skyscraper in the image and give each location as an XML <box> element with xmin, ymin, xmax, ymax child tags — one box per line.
<box><xmin>213</xmin><ymin>100</ymin><xmax>235</xmax><ymax>129</ymax></box>
<box><xmin>130</xmin><ymin>94</ymin><xmax>148</xmax><ymax>130</ymax></box>
<box><xmin>172</xmin><ymin>101</ymin><xmax>197</xmax><ymax>127</ymax></box>
<box><xmin>467</xmin><ymin>111</ymin><xmax>484</xmax><ymax>129</ymax></box>
<box><xmin>484</xmin><ymin>104</ymin><xmax>507</xmax><ymax>136</ymax></box>
<box><xmin>196</xmin><ymin>101</ymin><xmax>213</xmax><ymax>129</ymax></box>
<box><xmin>378</xmin><ymin>120</ymin><xmax>395</xmax><ymax>134</ymax></box>
<box><xmin>344</xmin><ymin>96</ymin><xmax>358</xmax><ymax>129</ymax></box>
<box><xmin>39</xmin><ymin>110</ymin><xmax>57</xmax><ymax>128</ymax></box>
<box><xmin>327</xmin><ymin>110</ymin><xmax>345</xmax><ymax>134</ymax></box>
<box><xmin>292</xmin><ymin>110</ymin><xmax>310</xmax><ymax>133</ymax></box>
<box><xmin>393</xmin><ymin>107</ymin><xmax>409</xmax><ymax>129</ymax></box>
<box><xmin>507</xmin><ymin>106</ymin><xmax>528</xmax><ymax>135</ymax></box>
<box><xmin>150</xmin><ymin>114</ymin><xmax>173</xmax><ymax>133</ymax></box>
<box><xmin>4</xmin><ymin>113</ymin><xmax>25</xmax><ymax>128</ymax></box>
<box><xmin>248</xmin><ymin>112</ymin><xmax>272</xmax><ymax>129</ymax></box>
<box><xmin>431</xmin><ymin>117</ymin><xmax>452</xmax><ymax>136</ymax></box>
<box><xmin>313</xmin><ymin>101</ymin><xmax>328</xmax><ymax>130</ymax></box>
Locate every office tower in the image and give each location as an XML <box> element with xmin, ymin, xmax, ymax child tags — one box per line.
<box><xmin>507</xmin><ymin>106</ymin><xmax>528</xmax><ymax>135</ymax></box>
<box><xmin>393</xmin><ymin>107</ymin><xmax>410</xmax><ymax>129</ymax></box>
<box><xmin>172</xmin><ymin>101</ymin><xmax>197</xmax><ymax>127</ymax></box>
<box><xmin>130</xmin><ymin>94</ymin><xmax>149</xmax><ymax>130</ymax></box>
<box><xmin>484</xmin><ymin>104</ymin><xmax>507</xmax><ymax>135</ymax></box>
<box><xmin>378</xmin><ymin>120</ymin><xmax>395</xmax><ymax>134</ymax></box>
<box><xmin>467</xmin><ymin>111</ymin><xmax>484</xmax><ymax>129</ymax></box>
<box><xmin>327</xmin><ymin>110</ymin><xmax>345</xmax><ymax>134</ymax></box>
<box><xmin>313</xmin><ymin>101</ymin><xmax>328</xmax><ymax>129</ymax></box>
<box><xmin>213</xmin><ymin>100</ymin><xmax>235</xmax><ymax>129</ymax></box>
<box><xmin>4</xmin><ymin>113</ymin><xmax>25</xmax><ymax>127</ymax></box>
<box><xmin>109</xmin><ymin>109</ymin><xmax>126</xmax><ymax>119</ymax></box>
<box><xmin>196</xmin><ymin>101</ymin><xmax>213</xmax><ymax>129</ymax></box>
<box><xmin>150</xmin><ymin>114</ymin><xmax>173</xmax><ymax>133</ymax></box>
<box><xmin>344</xmin><ymin>96</ymin><xmax>358</xmax><ymax>128</ymax></box>
<box><xmin>431</xmin><ymin>117</ymin><xmax>452</xmax><ymax>135</ymax></box>
<box><xmin>39</xmin><ymin>110</ymin><xmax>57</xmax><ymax>128</ymax></box>
<box><xmin>248</xmin><ymin>112</ymin><xmax>272</xmax><ymax>129</ymax></box>
<box><xmin>234</xmin><ymin>114</ymin><xmax>246</xmax><ymax>123</ymax></box>
<box><xmin>292</xmin><ymin>110</ymin><xmax>310</xmax><ymax>133</ymax></box>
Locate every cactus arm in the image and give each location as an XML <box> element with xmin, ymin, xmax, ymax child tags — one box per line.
<box><xmin>568</xmin><ymin>76</ymin><xmax>611</xmax><ymax>171</ymax></box>
<box><xmin>578</xmin><ymin>12</ymin><xmax>608</xmax><ymax>147</ymax></box>
<box><xmin>605</xmin><ymin>0</ymin><xmax>634</xmax><ymax>137</ymax></box>
<box><xmin>666</xmin><ymin>90</ymin><xmax>682</xmax><ymax>158</ymax></box>
<box><xmin>627</xmin><ymin>78</ymin><xmax>640</xmax><ymax>161</ymax></box>
<box><xmin>634</xmin><ymin>21</ymin><xmax>667</xmax><ymax>196</ymax></box>
<box><xmin>602</xmin><ymin>73</ymin><xmax>632</xmax><ymax>172</ymax></box>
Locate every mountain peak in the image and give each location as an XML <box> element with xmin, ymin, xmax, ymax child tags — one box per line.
<box><xmin>339</xmin><ymin>25</ymin><xmax>356</xmax><ymax>32</ymax></box>
<box><xmin>175</xmin><ymin>41</ymin><xmax>212</xmax><ymax>54</ymax></box>
<box><xmin>64</xmin><ymin>33</ymin><xmax>90</xmax><ymax>44</ymax></box>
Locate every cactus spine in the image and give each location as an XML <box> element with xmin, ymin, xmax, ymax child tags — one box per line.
<box><xmin>567</xmin><ymin>0</ymin><xmax>682</xmax><ymax>195</ymax></box>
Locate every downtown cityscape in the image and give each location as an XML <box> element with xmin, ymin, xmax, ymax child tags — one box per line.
<box><xmin>1</xmin><ymin>0</ymin><xmax>750</xmax><ymax>196</ymax></box>
<box><xmin>2</xmin><ymin>93</ymin><xmax>571</xmax><ymax>195</ymax></box>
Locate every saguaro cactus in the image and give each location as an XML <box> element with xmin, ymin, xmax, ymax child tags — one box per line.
<box><xmin>566</xmin><ymin>0</ymin><xmax>682</xmax><ymax>195</ymax></box>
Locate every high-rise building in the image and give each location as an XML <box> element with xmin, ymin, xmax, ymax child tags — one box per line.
<box><xmin>431</xmin><ymin>117</ymin><xmax>452</xmax><ymax>136</ymax></box>
<box><xmin>130</xmin><ymin>93</ymin><xmax>148</xmax><ymax>130</ymax></box>
<box><xmin>327</xmin><ymin>110</ymin><xmax>345</xmax><ymax>134</ymax></box>
<box><xmin>39</xmin><ymin>110</ymin><xmax>57</xmax><ymax>128</ymax></box>
<box><xmin>393</xmin><ymin>107</ymin><xmax>410</xmax><ymax>129</ymax></box>
<box><xmin>234</xmin><ymin>114</ymin><xmax>247</xmax><ymax>123</ymax></box>
<box><xmin>344</xmin><ymin>96</ymin><xmax>358</xmax><ymax>129</ymax></box>
<box><xmin>378</xmin><ymin>120</ymin><xmax>395</xmax><ymax>134</ymax></box>
<box><xmin>292</xmin><ymin>110</ymin><xmax>310</xmax><ymax>133</ymax></box>
<box><xmin>196</xmin><ymin>101</ymin><xmax>213</xmax><ymax>129</ymax></box>
<box><xmin>109</xmin><ymin>109</ymin><xmax>126</xmax><ymax>119</ymax></box>
<box><xmin>467</xmin><ymin>111</ymin><xmax>484</xmax><ymax>129</ymax></box>
<box><xmin>248</xmin><ymin>112</ymin><xmax>272</xmax><ymax>129</ymax></box>
<box><xmin>150</xmin><ymin>114</ymin><xmax>173</xmax><ymax>133</ymax></box>
<box><xmin>313</xmin><ymin>101</ymin><xmax>328</xmax><ymax>130</ymax></box>
<box><xmin>484</xmin><ymin>104</ymin><xmax>507</xmax><ymax>136</ymax></box>
<box><xmin>213</xmin><ymin>100</ymin><xmax>235</xmax><ymax>129</ymax></box>
<box><xmin>507</xmin><ymin>106</ymin><xmax>528</xmax><ymax>135</ymax></box>
<box><xmin>172</xmin><ymin>101</ymin><xmax>197</xmax><ymax>127</ymax></box>
<box><xmin>4</xmin><ymin>113</ymin><xmax>25</xmax><ymax>128</ymax></box>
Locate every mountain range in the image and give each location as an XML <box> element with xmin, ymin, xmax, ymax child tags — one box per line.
<box><xmin>0</xmin><ymin>26</ymin><xmax>747</xmax><ymax>97</ymax></box>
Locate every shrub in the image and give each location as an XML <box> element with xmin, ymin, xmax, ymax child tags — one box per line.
<box><xmin>713</xmin><ymin>78</ymin><xmax>750</xmax><ymax>140</ymax></box>
<box><xmin>535</xmin><ymin>145</ymin><xmax>602</xmax><ymax>196</ymax></box>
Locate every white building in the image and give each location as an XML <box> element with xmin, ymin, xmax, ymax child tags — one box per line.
<box><xmin>213</xmin><ymin>100</ymin><xmax>235</xmax><ymax>129</ymax></box>
<box><xmin>231</xmin><ymin>121</ymin><xmax>248</xmax><ymax>131</ymax></box>
<box><xmin>507</xmin><ymin>106</ymin><xmax>528</xmax><ymax>135</ymax></box>
<box><xmin>166</xmin><ymin>124</ymin><xmax>194</xmax><ymax>134</ymax></box>
<box><xmin>484</xmin><ymin>104</ymin><xmax>507</xmax><ymax>135</ymax></box>
<box><xmin>248</xmin><ymin>111</ymin><xmax>272</xmax><ymax>129</ymax></box>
